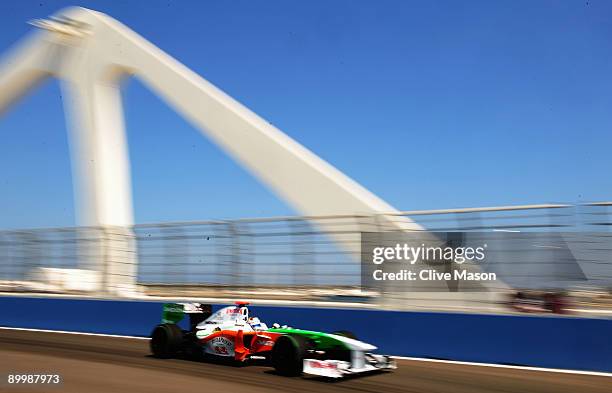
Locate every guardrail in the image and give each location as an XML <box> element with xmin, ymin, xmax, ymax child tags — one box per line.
<box><xmin>0</xmin><ymin>203</ymin><xmax>610</xmax><ymax>311</ymax></box>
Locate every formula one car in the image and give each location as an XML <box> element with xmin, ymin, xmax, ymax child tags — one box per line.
<box><xmin>150</xmin><ymin>301</ymin><xmax>396</xmax><ymax>378</ymax></box>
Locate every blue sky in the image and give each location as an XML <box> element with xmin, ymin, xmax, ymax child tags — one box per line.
<box><xmin>0</xmin><ymin>0</ymin><xmax>610</xmax><ymax>229</ymax></box>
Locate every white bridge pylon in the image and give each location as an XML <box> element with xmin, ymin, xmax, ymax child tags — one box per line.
<box><xmin>0</xmin><ymin>7</ymin><xmax>421</xmax><ymax>294</ymax></box>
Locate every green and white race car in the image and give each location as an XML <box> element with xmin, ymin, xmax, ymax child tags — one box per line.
<box><xmin>150</xmin><ymin>301</ymin><xmax>396</xmax><ymax>378</ymax></box>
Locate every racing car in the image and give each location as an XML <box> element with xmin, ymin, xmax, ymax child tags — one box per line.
<box><xmin>149</xmin><ymin>301</ymin><xmax>396</xmax><ymax>378</ymax></box>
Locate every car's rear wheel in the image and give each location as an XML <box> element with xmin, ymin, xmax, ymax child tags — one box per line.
<box><xmin>150</xmin><ymin>323</ymin><xmax>183</xmax><ymax>358</ymax></box>
<box><xmin>271</xmin><ymin>335</ymin><xmax>309</xmax><ymax>376</ymax></box>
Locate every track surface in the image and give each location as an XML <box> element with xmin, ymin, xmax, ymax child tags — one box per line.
<box><xmin>0</xmin><ymin>329</ymin><xmax>609</xmax><ymax>393</ymax></box>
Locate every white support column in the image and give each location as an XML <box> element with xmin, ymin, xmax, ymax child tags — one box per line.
<box><xmin>60</xmin><ymin>71</ymin><xmax>133</xmax><ymax>229</ymax></box>
<box><xmin>60</xmin><ymin>69</ymin><xmax>137</xmax><ymax>296</ymax></box>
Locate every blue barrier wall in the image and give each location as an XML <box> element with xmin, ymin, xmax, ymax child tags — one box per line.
<box><xmin>1</xmin><ymin>296</ymin><xmax>611</xmax><ymax>372</ymax></box>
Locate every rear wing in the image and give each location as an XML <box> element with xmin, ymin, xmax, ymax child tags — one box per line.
<box><xmin>162</xmin><ymin>303</ymin><xmax>212</xmax><ymax>330</ymax></box>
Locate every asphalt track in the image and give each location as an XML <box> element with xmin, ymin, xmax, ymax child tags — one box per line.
<box><xmin>0</xmin><ymin>330</ymin><xmax>609</xmax><ymax>393</ymax></box>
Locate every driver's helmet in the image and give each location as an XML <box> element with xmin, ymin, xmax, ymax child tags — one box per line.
<box><xmin>248</xmin><ymin>316</ymin><xmax>264</xmax><ymax>330</ymax></box>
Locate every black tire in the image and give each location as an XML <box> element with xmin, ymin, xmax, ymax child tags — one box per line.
<box><xmin>271</xmin><ymin>335</ymin><xmax>309</xmax><ymax>376</ymax></box>
<box><xmin>150</xmin><ymin>323</ymin><xmax>183</xmax><ymax>358</ymax></box>
<box><xmin>332</xmin><ymin>330</ymin><xmax>357</xmax><ymax>340</ymax></box>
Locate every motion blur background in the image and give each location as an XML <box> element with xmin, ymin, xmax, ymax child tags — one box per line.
<box><xmin>0</xmin><ymin>0</ymin><xmax>611</xmax><ymax>315</ymax></box>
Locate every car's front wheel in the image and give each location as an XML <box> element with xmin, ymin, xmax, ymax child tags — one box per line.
<box><xmin>150</xmin><ymin>323</ymin><xmax>183</xmax><ymax>358</ymax></box>
<box><xmin>271</xmin><ymin>335</ymin><xmax>309</xmax><ymax>376</ymax></box>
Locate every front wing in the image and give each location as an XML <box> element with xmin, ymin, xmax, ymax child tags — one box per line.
<box><xmin>303</xmin><ymin>353</ymin><xmax>396</xmax><ymax>378</ymax></box>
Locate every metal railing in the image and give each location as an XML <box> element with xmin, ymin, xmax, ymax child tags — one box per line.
<box><xmin>0</xmin><ymin>202</ymin><xmax>610</xmax><ymax>310</ymax></box>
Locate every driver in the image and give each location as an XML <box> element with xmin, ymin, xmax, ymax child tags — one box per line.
<box><xmin>247</xmin><ymin>316</ymin><xmax>267</xmax><ymax>330</ymax></box>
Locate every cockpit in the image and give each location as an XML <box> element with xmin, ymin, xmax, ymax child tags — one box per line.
<box><xmin>196</xmin><ymin>303</ymin><xmax>268</xmax><ymax>332</ymax></box>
